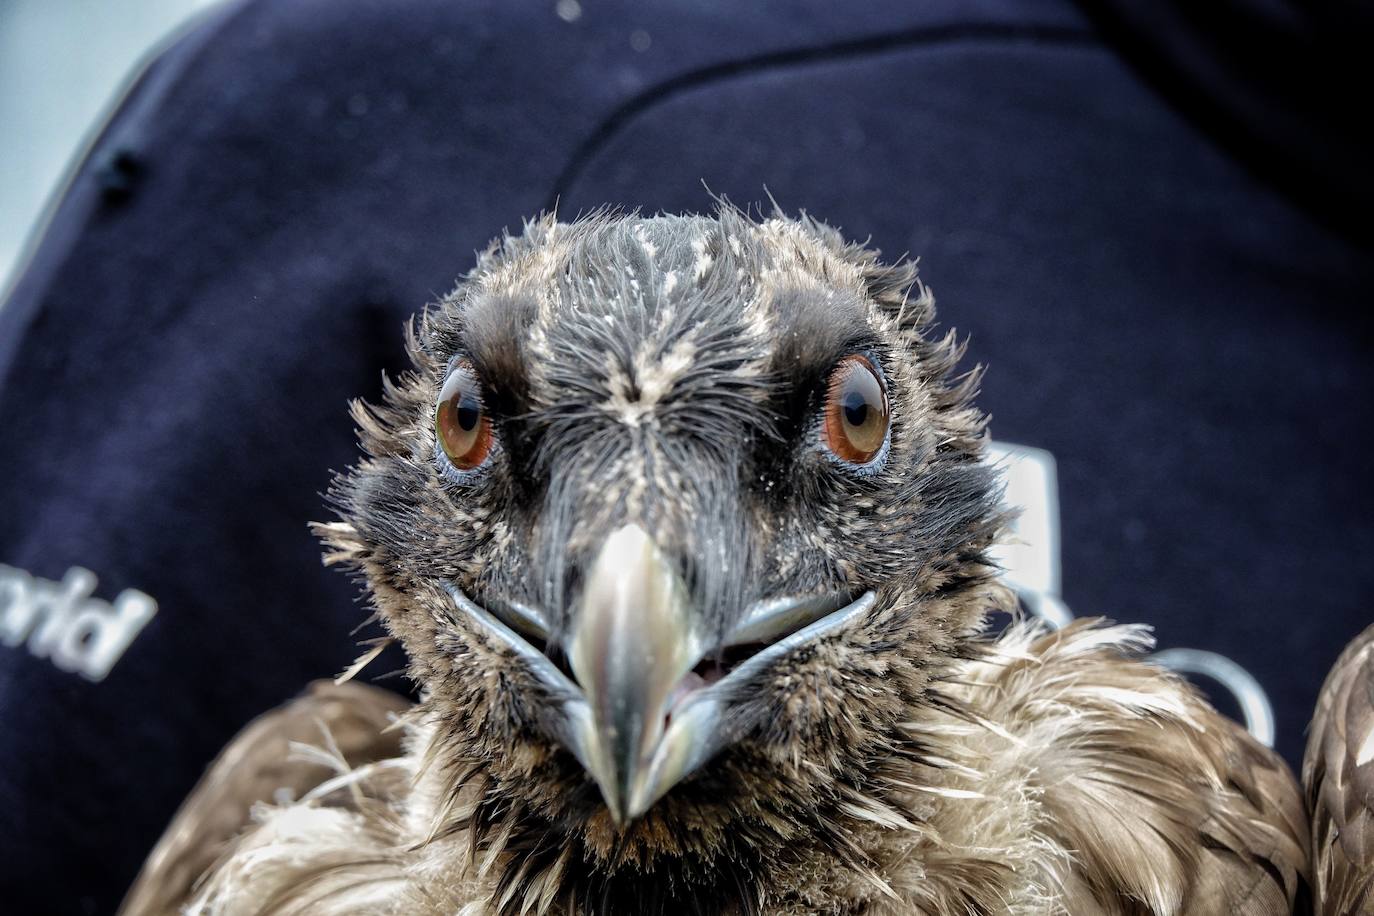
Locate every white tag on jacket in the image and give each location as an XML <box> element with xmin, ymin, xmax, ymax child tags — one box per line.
<box><xmin>986</xmin><ymin>441</ymin><xmax>1060</xmax><ymax>593</ymax></box>
<box><xmin>985</xmin><ymin>441</ymin><xmax>1072</xmax><ymax>628</ymax></box>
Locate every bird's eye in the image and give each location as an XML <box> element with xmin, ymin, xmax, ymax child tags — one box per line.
<box><xmin>821</xmin><ymin>355</ymin><xmax>889</xmax><ymax>465</ymax></box>
<box><xmin>436</xmin><ymin>362</ymin><xmax>493</xmax><ymax>471</ymax></box>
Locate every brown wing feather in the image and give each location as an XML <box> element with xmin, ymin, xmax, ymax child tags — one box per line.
<box><xmin>117</xmin><ymin>680</ymin><xmax>412</xmax><ymax>916</ymax></box>
<box><xmin>1183</xmin><ymin>715</ymin><xmax>1310</xmax><ymax>916</ymax></box>
<box><xmin>1025</xmin><ymin>627</ymin><xmax>1310</xmax><ymax>915</ymax></box>
<box><xmin>1305</xmin><ymin>624</ymin><xmax>1374</xmax><ymax>916</ymax></box>
<box><xmin>920</xmin><ymin>620</ymin><xmax>1309</xmax><ymax>915</ymax></box>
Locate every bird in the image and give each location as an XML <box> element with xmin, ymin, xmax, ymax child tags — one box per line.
<box><xmin>1305</xmin><ymin>624</ymin><xmax>1374</xmax><ymax>914</ymax></box>
<box><xmin>121</xmin><ymin>209</ymin><xmax>1313</xmax><ymax>915</ymax></box>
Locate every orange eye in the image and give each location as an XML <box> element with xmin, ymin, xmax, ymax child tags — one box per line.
<box><xmin>821</xmin><ymin>355</ymin><xmax>890</xmax><ymax>465</ymax></box>
<box><xmin>436</xmin><ymin>362</ymin><xmax>493</xmax><ymax>471</ymax></box>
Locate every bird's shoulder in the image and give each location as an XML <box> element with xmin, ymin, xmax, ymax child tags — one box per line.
<box><xmin>119</xmin><ymin>679</ymin><xmax>412</xmax><ymax>916</ymax></box>
<box><xmin>885</xmin><ymin>618</ymin><xmax>1309</xmax><ymax>916</ymax></box>
<box><xmin>1305</xmin><ymin>623</ymin><xmax>1374</xmax><ymax>915</ymax></box>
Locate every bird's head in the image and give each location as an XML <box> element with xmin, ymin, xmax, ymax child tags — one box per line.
<box><xmin>322</xmin><ymin>209</ymin><xmax>1005</xmax><ymax>890</ymax></box>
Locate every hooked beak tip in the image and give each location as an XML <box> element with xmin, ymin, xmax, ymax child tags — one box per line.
<box><xmin>565</xmin><ymin>523</ymin><xmax>709</xmax><ymax>824</ymax></box>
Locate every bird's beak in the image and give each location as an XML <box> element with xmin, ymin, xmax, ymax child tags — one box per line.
<box><xmin>564</xmin><ymin>524</ymin><xmax>711</xmax><ymax>822</ymax></box>
<box><xmin>443</xmin><ymin>527</ymin><xmax>876</xmax><ymax>824</ymax></box>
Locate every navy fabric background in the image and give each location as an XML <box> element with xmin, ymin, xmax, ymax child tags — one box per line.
<box><xmin>0</xmin><ymin>1</ymin><xmax>1369</xmax><ymax>912</ymax></box>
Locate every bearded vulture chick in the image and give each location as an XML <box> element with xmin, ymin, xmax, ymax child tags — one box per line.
<box><xmin>120</xmin><ymin>211</ymin><xmax>1313</xmax><ymax>916</ymax></box>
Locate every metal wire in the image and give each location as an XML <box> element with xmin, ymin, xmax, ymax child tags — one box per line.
<box><xmin>1150</xmin><ymin>648</ymin><xmax>1276</xmax><ymax>747</ymax></box>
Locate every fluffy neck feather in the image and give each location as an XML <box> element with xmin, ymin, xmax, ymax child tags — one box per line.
<box><xmin>188</xmin><ymin>619</ymin><xmax>1306</xmax><ymax>916</ymax></box>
